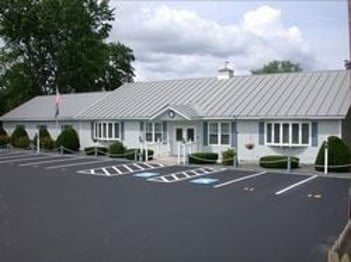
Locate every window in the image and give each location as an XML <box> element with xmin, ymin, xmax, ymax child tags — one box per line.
<box><xmin>209</xmin><ymin>123</ymin><xmax>218</xmax><ymax>145</ymax></box>
<box><xmin>220</xmin><ymin>123</ymin><xmax>230</xmax><ymax>145</ymax></box>
<box><xmin>208</xmin><ymin>122</ymin><xmax>231</xmax><ymax>145</ymax></box>
<box><xmin>145</xmin><ymin>122</ymin><xmax>163</xmax><ymax>143</ymax></box>
<box><xmin>94</xmin><ymin>121</ymin><xmax>120</xmax><ymax>141</ymax></box>
<box><xmin>265</xmin><ymin>122</ymin><xmax>310</xmax><ymax>146</ymax></box>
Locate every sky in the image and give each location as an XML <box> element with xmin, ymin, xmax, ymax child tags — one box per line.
<box><xmin>109</xmin><ymin>1</ymin><xmax>349</xmax><ymax>81</ymax></box>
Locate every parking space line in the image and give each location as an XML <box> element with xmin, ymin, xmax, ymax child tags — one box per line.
<box><xmin>274</xmin><ymin>175</ymin><xmax>318</xmax><ymax>196</ymax></box>
<box><xmin>46</xmin><ymin>159</ymin><xmax>112</xmax><ymax>170</ymax></box>
<box><xmin>0</xmin><ymin>153</ymin><xmax>34</xmax><ymax>160</ymax></box>
<box><xmin>0</xmin><ymin>155</ymin><xmax>54</xmax><ymax>164</ymax></box>
<box><xmin>0</xmin><ymin>151</ymin><xmax>31</xmax><ymax>157</ymax></box>
<box><xmin>133</xmin><ymin>163</ymin><xmax>144</xmax><ymax>170</ymax></box>
<box><xmin>123</xmin><ymin>164</ymin><xmax>134</xmax><ymax>172</ymax></box>
<box><xmin>111</xmin><ymin>166</ymin><xmax>123</xmax><ymax>175</ymax></box>
<box><xmin>213</xmin><ymin>171</ymin><xmax>267</xmax><ymax>189</ymax></box>
<box><xmin>19</xmin><ymin>157</ymin><xmax>79</xmax><ymax>166</ymax></box>
<box><xmin>148</xmin><ymin>167</ymin><xmax>226</xmax><ymax>183</ymax></box>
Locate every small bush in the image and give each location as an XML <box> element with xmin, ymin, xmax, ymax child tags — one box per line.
<box><xmin>259</xmin><ymin>155</ymin><xmax>299</xmax><ymax>169</ymax></box>
<box><xmin>84</xmin><ymin>146</ymin><xmax>108</xmax><ymax>156</ymax></box>
<box><xmin>0</xmin><ymin>126</ymin><xmax>8</xmax><ymax>136</ymax></box>
<box><xmin>315</xmin><ymin>136</ymin><xmax>351</xmax><ymax>172</ymax></box>
<box><xmin>221</xmin><ymin>148</ymin><xmax>236</xmax><ymax>165</ymax></box>
<box><xmin>55</xmin><ymin>127</ymin><xmax>80</xmax><ymax>153</ymax></box>
<box><xmin>10</xmin><ymin>126</ymin><xmax>29</xmax><ymax>146</ymax></box>
<box><xmin>189</xmin><ymin>152</ymin><xmax>218</xmax><ymax>164</ymax></box>
<box><xmin>125</xmin><ymin>148</ymin><xmax>154</xmax><ymax>161</ymax></box>
<box><xmin>0</xmin><ymin>135</ymin><xmax>9</xmax><ymax>146</ymax></box>
<box><xmin>33</xmin><ymin>127</ymin><xmax>54</xmax><ymax>150</ymax></box>
<box><xmin>14</xmin><ymin>136</ymin><xmax>30</xmax><ymax>149</ymax></box>
<box><xmin>108</xmin><ymin>141</ymin><xmax>126</xmax><ymax>158</ymax></box>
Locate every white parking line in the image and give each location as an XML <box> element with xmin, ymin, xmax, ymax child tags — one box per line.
<box><xmin>111</xmin><ymin>166</ymin><xmax>123</xmax><ymax>175</ymax></box>
<box><xmin>213</xmin><ymin>171</ymin><xmax>267</xmax><ymax>189</ymax></box>
<box><xmin>123</xmin><ymin>164</ymin><xmax>134</xmax><ymax>172</ymax></box>
<box><xmin>133</xmin><ymin>163</ymin><xmax>145</xmax><ymax>170</ymax></box>
<box><xmin>46</xmin><ymin>159</ymin><xmax>112</xmax><ymax>170</ymax></box>
<box><xmin>0</xmin><ymin>155</ymin><xmax>54</xmax><ymax>164</ymax></box>
<box><xmin>0</xmin><ymin>151</ymin><xmax>31</xmax><ymax>157</ymax></box>
<box><xmin>101</xmin><ymin>168</ymin><xmax>111</xmax><ymax>176</ymax></box>
<box><xmin>274</xmin><ymin>175</ymin><xmax>318</xmax><ymax>196</ymax></box>
<box><xmin>0</xmin><ymin>153</ymin><xmax>33</xmax><ymax>160</ymax></box>
<box><xmin>19</xmin><ymin>157</ymin><xmax>80</xmax><ymax>166</ymax></box>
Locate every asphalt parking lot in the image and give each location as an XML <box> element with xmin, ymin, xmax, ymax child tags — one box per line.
<box><xmin>0</xmin><ymin>150</ymin><xmax>349</xmax><ymax>262</ymax></box>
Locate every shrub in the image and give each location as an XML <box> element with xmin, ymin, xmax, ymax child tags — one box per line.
<box><xmin>188</xmin><ymin>152</ymin><xmax>218</xmax><ymax>164</ymax></box>
<box><xmin>108</xmin><ymin>141</ymin><xmax>126</xmax><ymax>158</ymax></box>
<box><xmin>84</xmin><ymin>146</ymin><xmax>108</xmax><ymax>156</ymax></box>
<box><xmin>55</xmin><ymin>127</ymin><xmax>80</xmax><ymax>153</ymax></box>
<box><xmin>0</xmin><ymin>135</ymin><xmax>9</xmax><ymax>146</ymax></box>
<box><xmin>259</xmin><ymin>155</ymin><xmax>299</xmax><ymax>169</ymax></box>
<box><xmin>33</xmin><ymin>127</ymin><xmax>54</xmax><ymax>150</ymax></box>
<box><xmin>0</xmin><ymin>126</ymin><xmax>8</xmax><ymax>136</ymax></box>
<box><xmin>221</xmin><ymin>148</ymin><xmax>236</xmax><ymax>165</ymax></box>
<box><xmin>125</xmin><ymin>148</ymin><xmax>154</xmax><ymax>161</ymax></box>
<box><xmin>10</xmin><ymin>126</ymin><xmax>29</xmax><ymax>146</ymax></box>
<box><xmin>13</xmin><ymin>136</ymin><xmax>30</xmax><ymax>149</ymax></box>
<box><xmin>315</xmin><ymin>136</ymin><xmax>351</xmax><ymax>172</ymax></box>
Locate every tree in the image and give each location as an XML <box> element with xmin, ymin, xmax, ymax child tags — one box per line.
<box><xmin>251</xmin><ymin>60</ymin><xmax>302</xmax><ymax>75</ymax></box>
<box><xmin>0</xmin><ymin>0</ymin><xmax>134</xmax><ymax>113</ymax></box>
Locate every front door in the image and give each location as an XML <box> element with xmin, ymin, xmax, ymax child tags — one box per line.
<box><xmin>175</xmin><ymin>127</ymin><xmax>195</xmax><ymax>143</ymax></box>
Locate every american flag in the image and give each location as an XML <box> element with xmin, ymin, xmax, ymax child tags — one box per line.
<box><xmin>54</xmin><ymin>87</ymin><xmax>62</xmax><ymax>118</ymax></box>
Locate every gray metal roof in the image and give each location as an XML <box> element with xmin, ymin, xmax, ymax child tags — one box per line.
<box><xmin>150</xmin><ymin>104</ymin><xmax>201</xmax><ymax>120</ymax></box>
<box><xmin>0</xmin><ymin>91</ymin><xmax>111</xmax><ymax>121</ymax></box>
<box><xmin>1</xmin><ymin>70</ymin><xmax>350</xmax><ymax>121</ymax></box>
<box><xmin>78</xmin><ymin>70</ymin><xmax>351</xmax><ymax>120</ymax></box>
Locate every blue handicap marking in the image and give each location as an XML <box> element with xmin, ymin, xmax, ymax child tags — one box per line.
<box><xmin>134</xmin><ymin>172</ymin><xmax>160</xmax><ymax>178</ymax></box>
<box><xmin>190</xmin><ymin>178</ymin><xmax>219</xmax><ymax>185</ymax></box>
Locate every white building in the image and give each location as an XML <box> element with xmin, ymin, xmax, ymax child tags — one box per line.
<box><xmin>1</xmin><ymin>68</ymin><xmax>350</xmax><ymax>164</ymax></box>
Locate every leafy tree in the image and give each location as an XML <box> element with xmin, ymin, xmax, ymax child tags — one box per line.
<box><xmin>251</xmin><ymin>60</ymin><xmax>302</xmax><ymax>75</ymax></box>
<box><xmin>0</xmin><ymin>0</ymin><xmax>134</xmax><ymax>114</ymax></box>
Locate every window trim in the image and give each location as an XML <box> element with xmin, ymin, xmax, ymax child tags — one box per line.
<box><xmin>265</xmin><ymin>122</ymin><xmax>311</xmax><ymax>147</ymax></box>
<box><xmin>94</xmin><ymin>121</ymin><xmax>121</xmax><ymax>141</ymax></box>
<box><xmin>145</xmin><ymin>122</ymin><xmax>163</xmax><ymax>143</ymax></box>
<box><xmin>208</xmin><ymin>122</ymin><xmax>231</xmax><ymax>146</ymax></box>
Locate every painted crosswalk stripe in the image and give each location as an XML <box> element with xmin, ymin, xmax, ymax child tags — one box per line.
<box><xmin>274</xmin><ymin>175</ymin><xmax>318</xmax><ymax>196</ymax></box>
<box><xmin>214</xmin><ymin>171</ymin><xmax>267</xmax><ymax>189</ymax></box>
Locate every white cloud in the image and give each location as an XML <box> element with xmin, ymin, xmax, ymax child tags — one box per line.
<box><xmin>111</xmin><ymin>3</ymin><xmax>317</xmax><ymax>81</ymax></box>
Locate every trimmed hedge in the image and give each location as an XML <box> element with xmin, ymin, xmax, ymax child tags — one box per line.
<box><xmin>259</xmin><ymin>155</ymin><xmax>299</xmax><ymax>169</ymax></box>
<box><xmin>11</xmin><ymin>126</ymin><xmax>29</xmax><ymax>147</ymax></box>
<box><xmin>125</xmin><ymin>148</ymin><xmax>154</xmax><ymax>161</ymax></box>
<box><xmin>55</xmin><ymin>127</ymin><xmax>80</xmax><ymax>153</ymax></box>
<box><xmin>189</xmin><ymin>152</ymin><xmax>218</xmax><ymax>164</ymax></box>
<box><xmin>14</xmin><ymin>136</ymin><xmax>30</xmax><ymax>149</ymax></box>
<box><xmin>315</xmin><ymin>136</ymin><xmax>351</xmax><ymax>172</ymax></box>
<box><xmin>84</xmin><ymin>146</ymin><xmax>108</xmax><ymax>156</ymax></box>
<box><xmin>108</xmin><ymin>141</ymin><xmax>126</xmax><ymax>158</ymax></box>
<box><xmin>221</xmin><ymin>148</ymin><xmax>236</xmax><ymax>165</ymax></box>
<box><xmin>33</xmin><ymin>127</ymin><xmax>54</xmax><ymax>150</ymax></box>
<box><xmin>0</xmin><ymin>126</ymin><xmax>8</xmax><ymax>136</ymax></box>
<box><xmin>0</xmin><ymin>135</ymin><xmax>9</xmax><ymax>146</ymax></box>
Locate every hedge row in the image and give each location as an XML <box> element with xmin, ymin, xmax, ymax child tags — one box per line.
<box><xmin>259</xmin><ymin>155</ymin><xmax>299</xmax><ymax>169</ymax></box>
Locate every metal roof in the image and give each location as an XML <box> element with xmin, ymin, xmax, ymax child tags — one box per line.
<box><xmin>1</xmin><ymin>70</ymin><xmax>350</xmax><ymax>121</ymax></box>
<box><xmin>78</xmin><ymin>70</ymin><xmax>351</xmax><ymax>120</ymax></box>
<box><xmin>0</xmin><ymin>91</ymin><xmax>111</xmax><ymax>121</ymax></box>
<box><xmin>150</xmin><ymin>104</ymin><xmax>201</xmax><ymax>120</ymax></box>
